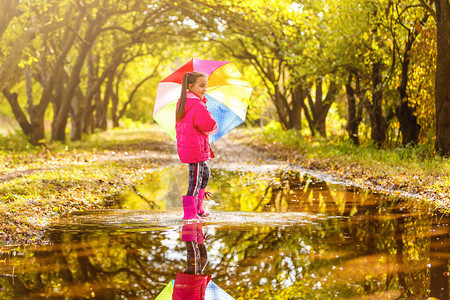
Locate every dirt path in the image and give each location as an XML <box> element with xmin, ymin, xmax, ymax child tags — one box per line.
<box><xmin>0</xmin><ymin>133</ymin><xmax>264</xmax><ymax>184</ymax></box>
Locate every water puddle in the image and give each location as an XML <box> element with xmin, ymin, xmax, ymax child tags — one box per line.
<box><xmin>0</xmin><ymin>165</ymin><xmax>449</xmax><ymax>299</ymax></box>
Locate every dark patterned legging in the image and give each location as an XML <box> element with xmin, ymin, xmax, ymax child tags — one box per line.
<box><xmin>187</xmin><ymin>161</ymin><xmax>210</xmax><ymax>196</ymax></box>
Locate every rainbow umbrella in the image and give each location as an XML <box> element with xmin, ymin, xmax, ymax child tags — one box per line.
<box><xmin>153</xmin><ymin>59</ymin><xmax>252</xmax><ymax>143</ymax></box>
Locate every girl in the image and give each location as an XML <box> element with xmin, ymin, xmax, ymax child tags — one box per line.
<box><xmin>176</xmin><ymin>72</ymin><xmax>218</xmax><ymax>220</ymax></box>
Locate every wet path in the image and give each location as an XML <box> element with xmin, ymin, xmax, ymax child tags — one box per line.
<box><xmin>0</xmin><ymin>165</ymin><xmax>449</xmax><ymax>299</ymax></box>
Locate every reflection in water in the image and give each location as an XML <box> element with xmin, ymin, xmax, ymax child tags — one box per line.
<box><xmin>157</xmin><ymin>221</ymin><xmax>233</xmax><ymax>299</ymax></box>
<box><xmin>0</xmin><ymin>166</ymin><xmax>448</xmax><ymax>299</ymax></box>
<box><xmin>181</xmin><ymin>221</ymin><xmax>208</xmax><ymax>276</ymax></box>
<box><xmin>171</xmin><ymin>221</ymin><xmax>210</xmax><ymax>299</ymax></box>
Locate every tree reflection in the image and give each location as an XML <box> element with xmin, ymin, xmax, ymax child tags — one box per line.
<box><xmin>207</xmin><ymin>169</ymin><xmax>448</xmax><ymax>299</ymax></box>
<box><xmin>0</xmin><ymin>226</ymin><xmax>182</xmax><ymax>299</ymax></box>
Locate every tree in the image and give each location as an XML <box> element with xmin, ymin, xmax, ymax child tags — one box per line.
<box><xmin>344</xmin><ymin>73</ymin><xmax>365</xmax><ymax>145</ymax></box>
<box><xmin>217</xmin><ymin>1</ymin><xmax>309</xmax><ymax>131</ymax></box>
<box><xmin>384</xmin><ymin>1</ymin><xmax>430</xmax><ymax>146</ymax></box>
<box><xmin>50</xmin><ymin>0</ymin><xmax>192</xmax><ymax>142</ymax></box>
<box><xmin>0</xmin><ymin>0</ymin><xmax>179</xmax><ymax>144</ymax></box>
<box><xmin>325</xmin><ymin>0</ymin><xmax>372</xmax><ymax>145</ymax></box>
<box><xmin>422</xmin><ymin>0</ymin><xmax>450</xmax><ymax>156</ymax></box>
<box><xmin>51</xmin><ymin>1</ymin><xmax>117</xmax><ymax>142</ymax></box>
<box><xmin>178</xmin><ymin>0</ymin><xmax>341</xmax><ymax>135</ymax></box>
<box><xmin>301</xmin><ymin>78</ymin><xmax>338</xmax><ymax>137</ymax></box>
<box><xmin>1</xmin><ymin>1</ymin><xmax>76</xmax><ymax>145</ymax></box>
<box><xmin>335</xmin><ymin>0</ymin><xmax>399</xmax><ymax>147</ymax></box>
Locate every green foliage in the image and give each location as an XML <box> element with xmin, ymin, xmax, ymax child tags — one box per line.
<box><xmin>262</xmin><ymin>120</ymin><xmax>441</xmax><ymax>163</ymax></box>
<box><xmin>262</xmin><ymin>121</ymin><xmax>304</xmax><ymax>149</ymax></box>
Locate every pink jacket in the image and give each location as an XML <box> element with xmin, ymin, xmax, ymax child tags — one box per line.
<box><xmin>176</xmin><ymin>92</ymin><xmax>218</xmax><ymax>163</ymax></box>
<box><xmin>172</xmin><ymin>272</ymin><xmax>211</xmax><ymax>300</ymax></box>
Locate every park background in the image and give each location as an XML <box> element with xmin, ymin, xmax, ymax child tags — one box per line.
<box><xmin>1</xmin><ymin>0</ymin><xmax>449</xmax><ymax>151</ymax></box>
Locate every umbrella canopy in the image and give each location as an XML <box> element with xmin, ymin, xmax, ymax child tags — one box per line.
<box><xmin>153</xmin><ymin>59</ymin><xmax>252</xmax><ymax>143</ymax></box>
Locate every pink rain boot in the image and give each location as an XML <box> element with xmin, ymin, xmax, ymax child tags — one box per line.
<box><xmin>197</xmin><ymin>189</ymin><xmax>210</xmax><ymax>217</ymax></box>
<box><xmin>181</xmin><ymin>221</ymin><xmax>202</xmax><ymax>242</ymax></box>
<box><xmin>183</xmin><ymin>196</ymin><xmax>200</xmax><ymax>220</ymax></box>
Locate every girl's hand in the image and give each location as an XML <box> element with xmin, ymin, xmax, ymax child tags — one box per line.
<box><xmin>203</xmin><ymin>232</ymin><xmax>211</xmax><ymax>241</ymax></box>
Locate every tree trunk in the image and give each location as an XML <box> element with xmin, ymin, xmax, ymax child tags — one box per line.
<box><xmin>318</xmin><ymin>81</ymin><xmax>336</xmax><ymax>137</ymax></box>
<box><xmin>111</xmin><ymin>63</ymin><xmax>126</xmax><ymax>128</ymax></box>
<box><xmin>94</xmin><ymin>50</ymin><xmax>124</xmax><ymax>130</ymax></box>
<box><xmin>2</xmin><ymin>89</ymin><xmax>46</xmax><ymax>145</ymax></box>
<box><xmin>290</xmin><ymin>85</ymin><xmax>306</xmax><ymax>130</ymax></box>
<box><xmin>434</xmin><ymin>0</ymin><xmax>450</xmax><ymax>156</ymax></box>
<box><xmin>305</xmin><ymin>78</ymin><xmax>336</xmax><ymax>137</ymax></box>
<box><xmin>300</xmin><ymin>94</ymin><xmax>316</xmax><ymax>136</ymax></box>
<box><xmin>82</xmin><ymin>53</ymin><xmax>98</xmax><ymax>134</ymax></box>
<box><xmin>70</xmin><ymin>87</ymin><xmax>85</xmax><ymax>141</ymax></box>
<box><xmin>70</xmin><ymin>112</ymin><xmax>82</xmax><ymax>141</ymax></box>
<box><xmin>345</xmin><ymin>74</ymin><xmax>361</xmax><ymax>145</ymax></box>
<box><xmin>395</xmin><ymin>20</ymin><xmax>422</xmax><ymax>147</ymax></box>
<box><xmin>312</xmin><ymin>78</ymin><xmax>323</xmax><ymax>135</ymax></box>
<box><xmin>96</xmin><ymin>72</ymin><xmax>114</xmax><ymax>130</ymax></box>
<box><xmin>271</xmin><ymin>89</ymin><xmax>291</xmax><ymax>129</ymax></box>
<box><xmin>366</xmin><ymin>62</ymin><xmax>387</xmax><ymax>147</ymax></box>
<box><xmin>111</xmin><ymin>93</ymin><xmax>120</xmax><ymax>128</ymax></box>
<box><xmin>2</xmin><ymin>90</ymin><xmax>32</xmax><ymax>137</ymax></box>
<box><xmin>396</xmin><ymin>101</ymin><xmax>420</xmax><ymax>146</ymax></box>
<box><xmin>52</xmin><ymin>15</ymin><xmax>104</xmax><ymax>142</ymax></box>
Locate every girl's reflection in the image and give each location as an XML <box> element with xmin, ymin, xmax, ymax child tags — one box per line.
<box><xmin>183</xmin><ymin>221</ymin><xmax>208</xmax><ymax>275</ymax></box>
<box><xmin>173</xmin><ymin>220</ymin><xmax>211</xmax><ymax>299</ymax></box>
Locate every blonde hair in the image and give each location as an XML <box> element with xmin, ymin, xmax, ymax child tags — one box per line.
<box><xmin>176</xmin><ymin>72</ymin><xmax>207</xmax><ymax>122</ymax></box>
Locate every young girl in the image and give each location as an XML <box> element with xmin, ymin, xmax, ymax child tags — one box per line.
<box><xmin>176</xmin><ymin>72</ymin><xmax>218</xmax><ymax>220</ymax></box>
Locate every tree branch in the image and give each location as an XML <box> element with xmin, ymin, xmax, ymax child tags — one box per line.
<box><xmin>418</xmin><ymin>0</ymin><xmax>436</xmax><ymax>19</ymax></box>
